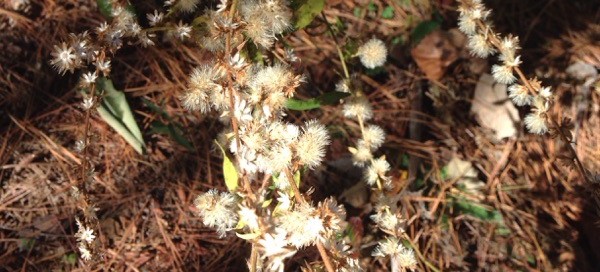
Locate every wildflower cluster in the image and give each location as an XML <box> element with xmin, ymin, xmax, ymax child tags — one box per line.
<box><xmin>187</xmin><ymin>2</ymin><xmax>363</xmax><ymax>271</ymax></box>
<box><xmin>458</xmin><ymin>0</ymin><xmax>553</xmax><ymax>134</ymax></box>
<box><xmin>336</xmin><ymin>38</ymin><xmax>418</xmax><ymax>271</ymax></box>
<box><xmin>74</xmin><ymin>218</ymin><xmax>96</xmax><ymax>261</ymax></box>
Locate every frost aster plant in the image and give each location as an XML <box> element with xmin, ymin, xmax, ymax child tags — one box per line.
<box><xmin>333</xmin><ymin>34</ymin><xmax>417</xmax><ymax>271</ymax></box>
<box><xmin>458</xmin><ymin>0</ymin><xmax>591</xmax><ymax>182</ymax></box>
<box><xmin>186</xmin><ymin>1</ymin><xmax>362</xmax><ymax>271</ymax></box>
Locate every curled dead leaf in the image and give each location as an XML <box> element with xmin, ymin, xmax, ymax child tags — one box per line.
<box><xmin>411</xmin><ymin>30</ymin><xmax>459</xmax><ymax>81</ymax></box>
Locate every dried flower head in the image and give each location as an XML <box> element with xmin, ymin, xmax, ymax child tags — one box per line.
<box><xmin>357</xmin><ymin>38</ymin><xmax>387</xmax><ymax>69</ymax></box>
<box><xmin>372</xmin><ymin>237</ymin><xmax>417</xmax><ymax>270</ymax></box>
<box><xmin>182</xmin><ymin>65</ymin><xmax>224</xmax><ymax>113</ymax></box>
<box><xmin>343</xmin><ymin>96</ymin><xmax>373</xmax><ymax>121</ymax></box>
<box><xmin>467</xmin><ymin>33</ymin><xmax>495</xmax><ymax>58</ymax></box>
<box><xmin>194</xmin><ymin>189</ymin><xmax>239</xmax><ymax>237</ymax></box>
<box><xmin>508</xmin><ymin>84</ymin><xmax>532</xmax><ymax>106</ymax></box>
<box><xmin>295</xmin><ymin>120</ymin><xmax>330</xmax><ymax>169</ymax></box>
<box><xmin>361</xmin><ymin>125</ymin><xmax>386</xmax><ymax>150</ymax></box>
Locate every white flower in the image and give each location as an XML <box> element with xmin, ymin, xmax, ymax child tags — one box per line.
<box><xmin>81</xmin><ymin>96</ymin><xmax>94</xmax><ymax>110</ymax></box>
<box><xmin>335</xmin><ymin>79</ymin><xmax>351</xmax><ymax>93</ymax></box>
<box><xmin>175</xmin><ymin>21</ymin><xmax>192</xmax><ymax>40</ymax></box>
<box><xmin>81</xmin><ymin>71</ymin><xmax>97</xmax><ymax>86</ymax></box>
<box><xmin>75</xmin><ymin>221</ymin><xmax>96</xmax><ymax>244</ymax></box>
<box><xmin>96</xmin><ymin>60</ymin><xmax>111</xmax><ymax>76</ymax></box>
<box><xmin>238</xmin><ymin>206</ymin><xmax>260</xmax><ymax>231</ymax></box>
<box><xmin>147</xmin><ymin>10</ymin><xmax>164</xmax><ymax>26</ymax></box>
<box><xmin>79</xmin><ymin>245</ymin><xmax>92</xmax><ymax>261</ymax></box>
<box><xmin>234</xmin><ymin>97</ymin><xmax>253</xmax><ymax>123</ymax></box>
<box><xmin>258</xmin><ymin>229</ymin><xmax>297</xmax><ymax>272</ymax></box>
<box><xmin>372</xmin><ymin>237</ymin><xmax>417</xmax><ymax>270</ymax></box>
<box><xmin>216</xmin><ymin>0</ymin><xmax>228</xmax><ymax>13</ymax></box>
<box><xmin>538</xmin><ymin>86</ymin><xmax>552</xmax><ymax>99</ymax></box>
<box><xmin>357</xmin><ymin>38</ymin><xmax>387</xmax><ymax>69</ymax></box>
<box><xmin>50</xmin><ymin>42</ymin><xmax>77</xmax><ymax>75</ymax></box>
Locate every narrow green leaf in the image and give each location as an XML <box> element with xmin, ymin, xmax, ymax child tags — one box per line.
<box><xmin>286</xmin><ymin>91</ymin><xmax>350</xmax><ymax>111</ymax></box>
<box><xmin>452</xmin><ymin>197</ymin><xmax>510</xmax><ymax>235</ymax></box>
<box><xmin>96</xmin><ymin>78</ymin><xmax>145</xmax><ymax>154</ymax></box>
<box><xmin>215</xmin><ymin>141</ymin><xmax>239</xmax><ymax>192</ymax></box>
<box><xmin>149</xmin><ymin>121</ymin><xmax>194</xmax><ymax>151</ymax></box>
<box><xmin>292</xmin><ymin>0</ymin><xmax>325</xmax><ymax>29</ymax></box>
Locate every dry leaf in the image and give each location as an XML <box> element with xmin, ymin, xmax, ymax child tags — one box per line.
<box><xmin>471</xmin><ymin>74</ymin><xmax>520</xmax><ymax>141</ymax></box>
<box><xmin>411</xmin><ymin>30</ymin><xmax>459</xmax><ymax>81</ymax></box>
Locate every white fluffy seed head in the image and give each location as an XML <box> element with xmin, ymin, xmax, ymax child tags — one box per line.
<box><xmin>182</xmin><ymin>66</ymin><xmax>224</xmax><ymax>112</ymax></box>
<box><xmin>343</xmin><ymin>96</ymin><xmax>373</xmax><ymax>121</ymax></box>
<box><xmin>491</xmin><ymin>64</ymin><xmax>516</xmax><ymax>84</ymax></box>
<box><xmin>362</xmin><ymin>125</ymin><xmax>386</xmax><ymax>150</ymax></box>
<box><xmin>350</xmin><ymin>143</ymin><xmax>373</xmax><ymax>166</ymax></box>
<box><xmin>524</xmin><ymin>112</ymin><xmax>548</xmax><ymax>135</ymax></box>
<box><xmin>279</xmin><ymin>203</ymin><xmax>324</xmax><ymax>248</ymax></box>
<box><xmin>357</xmin><ymin>38</ymin><xmax>387</xmax><ymax>69</ymax></box>
<box><xmin>194</xmin><ymin>189</ymin><xmax>239</xmax><ymax>237</ymax></box>
<box><xmin>467</xmin><ymin>33</ymin><xmax>495</xmax><ymax>58</ymax></box>
<box><xmin>365</xmin><ymin>157</ymin><xmax>390</xmax><ymax>186</ymax></box>
<box><xmin>295</xmin><ymin>120</ymin><xmax>330</xmax><ymax>169</ymax></box>
<box><xmin>176</xmin><ymin>0</ymin><xmax>200</xmax><ymax>13</ymax></box>
<box><xmin>508</xmin><ymin>84</ymin><xmax>532</xmax><ymax>106</ymax></box>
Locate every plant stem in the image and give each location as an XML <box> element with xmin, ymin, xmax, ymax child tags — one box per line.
<box><xmin>320</xmin><ymin>12</ymin><xmax>350</xmax><ymax>79</ymax></box>
<box><xmin>249</xmin><ymin>244</ymin><xmax>258</xmax><ymax>272</ymax></box>
<box><xmin>316</xmin><ymin>240</ymin><xmax>336</xmax><ymax>272</ymax></box>
<box><xmin>550</xmin><ymin>118</ymin><xmax>590</xmax><ymax>183</ymax></box>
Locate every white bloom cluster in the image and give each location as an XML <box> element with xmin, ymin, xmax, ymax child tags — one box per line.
<box><xmin>241</xmin><ymin>0</ymin><xmax>292</xmax><ymax>48</ymax></box>
<box><xmin>74</xmin><ymin>218</ymin><xmax>95</xmax><ymax>261</ymax></box>
<box><xmin>372</xmin><ymin>237</ymin><xmax>417</xmax><ymax>271</ymax></box>
<box><xmin>458</xmin><ymin>0</ymin><xmax>553</xmax><ymax>134</ymax></box>
<box><xmin>50</xmin><ymin>5</ymin><xmax>156</xmax><ymax>78</ymax></box>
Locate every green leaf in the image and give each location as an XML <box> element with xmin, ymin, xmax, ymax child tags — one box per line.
<box><xmin>18</xmin><ymin>238</ymin><xmax>35</xmax><ymax>252</ymax></box>
<box><xmin>452</xmin><ymin>197</ymin><xmax>510</xmax><ymax>235</ymax></box>
<box><xmin>292</xmin><ymin>0</ymin><xmax>326</xmax><ymax>29</ymax></box>
<box><xmin>286</xmin><ymin>91</ymin><xmax>350</xmax><ymax>111</ymax></box>
<box><xmin>96</xmin><ymin>0</ymin><xmax>136</xmax><ymax>19</ymax></box>
<box><xmin>96</xmin><ymin>78</ymin><xmax>146</xmax><ymax>154</ymax></box>
<box><xmin>96</xmin><ymin>0</ymin><xmax>113</xmax><ymax>18</ymax></box>
<box><xmin>149</xmin><ymin>121</ymin><xmax>194</xmax><ymax>151</ymax></box>
<box><xmin>215</xmin><ymin>141</ymin><xmax>239</xmax><ymax>192</ymax></box>
<box><xmin>410</xmin><ymin>20</ymin><xmax>441</xmax><ymax>46</ymax></box>
<box><xmin>381</xmin><ymin>6</ymin><xmax>394</xmax><ymax>19</ymax></box>
<box><xmin>63</xmin><ymin>253</ymin><xmax>78</xmax><ymax>265</ymax></box>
